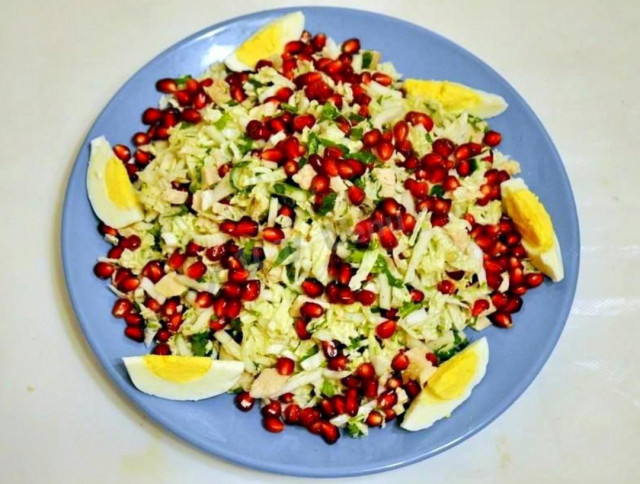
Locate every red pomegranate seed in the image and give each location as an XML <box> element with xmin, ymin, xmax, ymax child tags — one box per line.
<box><xmin>152</xmin><ymin>343</ymin><xmax>171</xmax><ymax>355</ymax></box>
<box><xmin>145</xmin><ymin>298</ymin><xmax>161</xmax><ymax>313</ymax></box>
<box><xmin>153</xmin><ymin>329</ymin><xmax>170</xmax><ymax>343</ymax></box>
<box><xmin>392</xmin><ymin>121</ymin><xmax>409</xmax><ymax>143</ymax></box>
<box><xmin>230</xmin><ymin>85</ymin><xmax>246</xmax><ymax>103</ymax></box>
<box><xmin>409</xmin><ymin>288</ymin><xmax>425</xmax><ymax>303</ymax></box>
<box><xmin>300</xmin><ymin>302</ymin><xmax>324</xmax><ymax>319</ymax></box>
<box><xmin>424</xmin><ymin>353</ymin><xmax>438</xmax><ymax>367</ymax></box>
<box><xmin>186</xmin><ymin>260</ymin><xmax>207</xmax><ymax>279</ymax></box>
<box><xmin>283</xmin><ymin>403</ymin><xmax>301</xmax><ymax>424</ymax></box>
<box><xmin>235</xmin><ymin>217</ymin><xmax>259</xmax><ymax>237</ymax></box>
<box><xmin>292</xmin><ymin>113</ymin><xmax>316</xmax><ymax>132</ymax></box>
<box><xmin>341</xmin><ymin>38</ymin><xmax>360</xmax><ymax>54</ymax></box>
<box><xmin>341</xmin><ymin>375</ymin><xmax>360</xmax><ymax>390</ymax></box>
<box><xmin>328</xmin><ymin>355</ymin><xmax>348</xmax><ymax>371</ymax></box>
<box><xmin>235</xmin><ymin>391</ymin><xmax>254</xmax><ymax>412</ymax></box>
<box><xmin>483</xmin><ymin>130</ymin><xmax>502</xmax><ymax>147</ymax></box>
<box><xmin>320</xmin><ymin>422</ymin><xmax>340</xmax><ymax>445</ymax></box>
<box><xmin>112</xmin><ymin>298</ymin><xmax>132</xmax><ymax>318</ymax></box>
<box><xmin>355</xmin><ymin>362</ymin><xmax>375</xmax><ymax>379</ymax></box>
<box><xmin>167</xmin><ymin>249</ymin><xmax>186</xmax><ymax>270</ymax></box>
<box><xmin>362</xmin><ymin>129</ymin><xmax>381</xmax><ymax>148</ymax></box>
<box><xmin>472</xmin><ymin>299</ymin><xmax>490</xmax><ymax>316</ymax></box>
<box><xmin>124</xmin><ymin>326</ymin><xmax>144</xmax><ymax>343</ymax></box>
<box><xmin>375</xmin><ymin>141</ymin><xmax>394</xmax><ymax>161</ymax></box>
<box><xmin>276</xmin><ymin>357</ymin><xmax>295</xmax><ymax>376</ymax></box>
<box><xmin>301</xmin><ymin>278</ymin><xmax>324</xmax><ymax>298</ymax></box>
<box><xmin>174</xmin><ymin>90</ymin><xmax>192</xmax><ymax>106</ymax></box>
<box><xmin>181</xmin><ymin>108</ymin><xmax>201</xmax><ymax>124</ymax></box>
<box><xmin>321</xmin><ymin>340</ymin><xmax>338</xmax><ymax>358</ymax></box>
<box><xmin>405</xmin><ymin>111</ymin><xmax>434</xmax><ymax>131</ymax></box>
<box><xmin>391</xmin><ymin>352</ymin><xmax>410</xmax><ymax>371</ymax></box>
<box><xmin>376</xmin><ymin>320</ymin><xmax>397</xmax><ymax>339</ymax></box>
<box><xmin>194</xmin><ymin>291</ymin><xmax>214</xmax><ymax>309</ymax></box>
<box><xmin>385</xmin><ymin>376</ymin><xmax>402</xmax><ymax>390</ymax></box>
<box><xmin>219</xmin><ymin>219</ymin><xmax>238</xmax><ymax>235</ymax></box>
<box><xmin>503</xmin><ymin>296</ymin><xmax>523</xmax><ymax>314</ymax></box>
<box><xmin>223</xmin><ymin>299</ymin><xmax>241</xmax><ymax>319</ymax></box>
<box><xmin>142</xmin><ymin>108</ymin><xmax>162</xmax><ymax>125</ymax></box>
<box><xmin>118</xmin><ymin>276</ymin><xmax>140</xmax><ymax>292</ymax></box>
<box><xmin>510</xmin><ymin>285</ymin><xmax>528</xmax><ymax>297</ymax></box>
<box><xmin>372</xmin><ymin>72</ymin><xmax>393</xmax><ymax>86</ymax></box>
<box><xmin>491</xmin><ymin>292</ymin><xmax>508</xmax><ymax>310</ymax></box>
<box><xmin>261</xmin><ymin>148</ymin><xmax>284</xmax><ymax>163</ymax></box>
<box><xmin>141</xmin><ymin>260</ymin><xmax>164</xmax><ymax>283</ymax></box>
<box><xmin>155</xmin><ymin>78</ymin><xmax>177</xmax><ymax>93</ymax></box>
<box><xmin>356</xmin><ymin>290</ymin><xmax>376</xmax><ymax>306</ymax></box>
<box><xmin>360</xmin><ymin>378</ymin><xmax>378</xmax><ymax>399</ymax></box>
<box><xmin>377</xmin><ymin>390</ymin><xmax>398</xmax><ymax>409</ymax></box>
<box><xmin>404</xmin><ymin>380</ymin><xmax>421</xmax><ymax>399</ymax></box>
<box><xmin>510</xmin><ymin>267</ymin><xmax>524</xmax><ymax>285</ymax></box>
<box><xmin>228</xmin><ymin>268</ymin><xmax>249</xmax><ymax>283</ymax></box>
<box><xmin>111</xmin><ymin>144</ymin><xmax>131</xmax><ymax>163</ymax></box>
<box><xmin>262</xmin><ymin>416</ymin><xmax>284</xmax><ymax>433</ymax></box>
<box><xmin>121</xmin><ymin>234</ymin><xmax>141</xmax><ymax>250</ymax></box>
<box><xmin>525</xmin><ymin>273</ymin><xmax>544</xmax><ymax>288</ymax></box>
<box><xmin>378</xmin><ymin>226</ymin><xmax>398</xmax><ymax>250</ymax></box>
<box><xmin>346</xmin><ymin>185</ymin><xmax>365</xmax><ymax>205</ymax></box>
<box><xmin>93</xmin><ymin>261</ymin><xmax>114</xmax><ymax>279</ymax></box>
<box><xmin>241</xmin><ymin>280</ymin><xmax>261</xmax><ymax>301</ymax></box>
<box><xmin>300</xmin><ymin>408</ymin><xmax>321</xmax><ymax>428</ymax></box>
<box><xmin>365</xmin><ymin>410</ymin><xmax>383</xmax><ymax>427</ymax></box>
<box><xmin>432</xmin><ymin>138</ymin><xmax>455</xmax><ymax>157</ymax></box>
<box><xmin>310</xmin><ymin>174</ymin><xmax>330</xmax><ymax>195</ymax></box>
<box><xmin>312</xmin><ymin>33</ymin><xmax>327</xmax><ymax>51</ymax></box>
<box><xmin>283</xmin><ymin>159</ymin><xmax>299</xmax><ymax>176</ymax></box>
<box><xmin>262</xmin><ymin>227</ymin><xmax>285</xmax><ymax>245</ymax></box>
<box><xmin>490</xmin><ymin>312</ymin><xmax>513</xmax><ymax>328</ymax></box>
<box><xmin>345</xmin><ymin>388</ymin><xmax>360</xmax><ymax>417</ymax></box>
<box><xmin>443</xmin><ymin>176</ymin><xmax>461</xmax><ymax>192</ymax></box>
<box><xmin>294</xmin><ymin>317</ymin><xmax>311</xmax><ymax>340</ymax></box>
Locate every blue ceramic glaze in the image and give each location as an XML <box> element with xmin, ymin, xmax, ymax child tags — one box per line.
<box><xmin>61</xmin><ymin>7</ymin><xmax>579</xmax><ymax>477</ymax></box>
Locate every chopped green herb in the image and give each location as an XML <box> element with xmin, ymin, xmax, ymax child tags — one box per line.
<box><xmin>240</xmin><ymin>240</ymin><xmax>256</xmax><ymax>266</ymax></box>
<box><xmin>349</xmin><ymin>127</ymin><xmax>364</xmax><ymax>140</ymax></box>
<box><xmin>318</xmin><ymin>137</ymin><xmax>349</xmax><ymax>154</ymax></box>
<box><xmin>308</xmin><ymin>132</ymin><xmax>320</xmax><ymax>154</ymax></box>
<box><xmin>319</xmin><ymin>103</ymin><xmax>340</xmax><ymax>121</ymax></box>
<box><xmin>372</xmin><ymin>256</ymin><xmax>404</xmax><ymax>287</ymax></box>
<box><xmin>470</xmin><ymin>158</ymin><xmax>480</xmax><ymax>174</ymax></box>
<box><xmin>348</xmin><ymin>150</ymin><xmax>376</xmax><ymax>164</ymax></box>
<box><xmin>353</xmin><ymin>177</ymin><xmax>366</xmax><ymax>189</ymax></box>
<box><xmin>175</xmin><ymin>75</ymin><xmax>192</xmax><ymax>86</ymax></box>
<box><xmin>190</xmin><ymin>332</ymin><xmax>211</xmax><ymax>357</ymax></box>
<box><xmin>434</xmin><ymin>331</ymin><xmax>469</xmax><ymax>362</ymax></box>
<box><xmin>230</xmin><ymin>318</ymin><xmax>242</xmax><ymax>332</ymax></box>
<box><xmin>238</xmin><ymin>135</ymin><xmax>253</xmax><ymax>155</ymax></box>
<box><xmin>281</xmin><ymin>103</ymin><xmax>298</xmax><ymax>114</ymax></box>
<box><xmin>273</xmin><ymin>183</ymin><xmax>286</xmax><ymax>195</ymax></box>
<box><xmin>399</xmin><ymin>301</ymin><xmax>423</xmax><ymax>318</ymax></box>
<box><xmin>361</xmin><ymin>51</ymin><xmax>373</xmax><ymax>69</ymax></box>
<box><xmin>315</xmin><ymin>192</ymin><xmax>337</xmax><ymax>216</ymax></box>
<box><xmin>425</xmin><ymin>131</ymin><xmax>434</xmax><ymax>143</ymax></box>
<box><xmin>301</xmin><ymin>345</ymin><xmax>319</xmax><ymax>361</ymax></box>
<box><xmin>346</xmin><ymin>421</ymin><xmax>366</xmax><ymax>438</ymax></box>
<box><xmin>248</xmin><ymin>78</ymin><xmax>265</xmax><ymax>88</ymax></box>
<box><xmin>348</xmin><ymin>113</ymin><xmax>366</xmax><ymax>123</ymax></box>
<box><xmin>348</xmin><ymin>336</ymin><xmax>365</xmax><ymax>350</ymax></box>
<box><xmin>321</xmin><ymin>380</ymin><xmax>336</xmax><ymax>397</ymax></box>
<box><xmin>430</xmin><ymin>185</ymin><xmax>445</xmax><ymax>198</ymax></box>
<box><xmin>274</xmin><ymin>245</ymin><xmax>296</xmax><ymax>266</ymax></box>
<box><xmin>286</xmin><ymin>264</ymin><xmax>296</xmax><ymax>283</ymax></box>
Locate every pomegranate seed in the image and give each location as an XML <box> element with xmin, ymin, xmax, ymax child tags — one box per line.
<box><xmin>121</xmin><ymin>235</ymin><xmax>141</xmax><ymax>250</ymax></box>
<box><xmin>376</xmin><ymin>320</ymin><xmax>397</xmax><ymax>339</ymax></box>
<box><xmin>426</xmin><ymin>353</ymin><xmax>439</xmax><ymax>366</ymax></box>
<box><xmin>410</xmin><ymin>288</ymin><xmax>424</xmax><ymax>303</ymax></box>
<box><xmin>378</xmin><ymin>226</ymin><xmax>398</xmax><ymax>250</ymax></box>
<box><xmin>510</xmin><ymin>267</ymin><xmax>524</xmax><ymax>285</ymax></box>
<box><xmin>261</xmin><ymin>148</ymin><xmax>284</xmax><ymax>163</ymax></box>
<box><xmin>276</xmin><ymin>357</ymin><xmax>295</xmax><ymax>376</ymax></box>
<box><xmin>181</xmin><ymin>108</ymin><xmax>201</xmax><ymax>124</ymax></box>
<box><xmin>141</xmin><ymin>261</ymin><xmax>164</xmax><ymax>283</ymax></box>
<box><xmin>431</xmin><ymin>213</ymin><xmax>449</xmax><ymax>227</ymax></box>
<box><xmin>404</xmin><ymin>380</ymin><xmax>421</xmax><ymax>399</ymax></box>
<box><xmin>444</xmin><ymin>176</ymin><xmax>461</xmax><ymax>192</ymax></box>
<box><xmin>503</xmin><ymin>296</ymin><xmax>523</xmax><ymax>314</ymax></box>
<box><xmin>155</xmin><ymin>78</ymin><xmax>177</xmax><ymax>93</ymax></box>
<box><xmin>167</xmin><ymin>249</ymin><xmax>186</xmax><ymax>270</ymax></box>
<box><xmin>510</xmin><ymin>285</ymin><xmax>528</xmax><ymax>297</ymax></box>
<box><xmin>490</xmin><ymin>312</ymin><xmax>513</xmax><ymax>328</ymax></box>
<box><xmin>483</xmin><ymin>130</ymin><xmax>502</xmax><ymax>147</ymax></box>
<box><xmin>321</xmin><ymin>340</ymin><xmax>338</xmax><ymax>358</ymax></box>
<box><xmin>262</xmin><ymin>416</ymin><xmax>284</xmax><ymax>433</ymax></box>
<box><xmin>93</xmin><ymin>261</ymin><xmax>114</xmax><ymax>279</ymax></box>
<box><xmin>393</xmin><ymin>121</ymin><xmax>409</xmax><ymax>143</ymax></box>
<box><xmin>142</xmin><ymin>108</ymin><xmax>162</xmax><ymax>125</ymax></box>
<box><xmin>471</xmin><ymin>299</ymin><xmax>490</xmax><ymax>316</ymax></box>
<box><xmin>283</xmin><ymin>403</ymin><xmax>301</xmax><ymax>424</ymax></box>
<box><xmin>406</xmin><ymin>111</ymin><xmax>434</xmax><ymax>131</ymax></box>
<box><xmin>360</xmin><ymin>379</ymin><xmax>378</xmax><ymax>399</ymax></box>
<box><xmin>525</xmin><ymin>273</ymin><xmax>544</xmax><ymax>288</ymax></box>
<box><xmin>345</xmin><ymin>388</ymin><xmax>360</xmax><ymax>417</ymax></box>
<box><xmin>118</xmin><ymin>276</ymin><xmax>140</xmax><ymax>292</ymax></box>
<box><xmin>328</xmin><ymin>355</ymin><xmax>348</xmax><ymax>371</ymax></box>
<box><xmin>261</xmin><ymin>400</ymin><xmax>282</xmax><ymax>418</ymax></box>
<box><xmin>154</xmin><ymin>329</ymin><xmax>170</xmax><ymax>343</ymax></box>
<box><xmin>292</xmin><ymin>113</ymin><xmax>316</xmax><ymax>132</ymax></box>
<box><xmin>372</xmin><ymin>72</ymin><xmax>393</xmax><ymax>86</ymax></box>
<box><xmin>112</xmin><ymin>144</ymin><xmax>131</xmax><ymax>162</ymax></box>
<box><xmin>230</xmin><ymin>85</ymin><xmax>246</xmax><ymax>103</ymax></box>
<box><xmin>341</xmin><ymin>375</ymin><xmax>360</xmax><ymax>389</ymax></box>
<box><xmin>283</xmin><ymin>159</ymin><xmax>299</xmax><ymax>177</ymax></box>
<box><xmin>228</xmin><ymin>268</ymin><xmax>249</xmax><ymax>283</ymax></box>
<box><xmin>385</xmin><ymin>376</ymin><xmax>402</xmax><ymax>390</ymax></box>
<box><xmin>356</xmin><ymin>290</ymin><xmax>376</xmax><ymax>306</ymax></box>
<box><xmin>241</xmin><ymin>280</ymin><xmax>261</xmax><ymax>301</ymax></box>
<box><xmin>354</xmin><ymin>362</ymin><xmax>374</xmax><ymax>380</ymax></box>
<box><xmin>166</xmin><ymin>313</ymin><xmax>183</xmax><ymax>332</ymax></box>
<box><xmin>194</xmin><ymin>291</ymin><xmax>214</xmax><ymax>308</ymax></box>
<box><xmin>299</xmin><ymin>408</ymin><xmax>321</xmax><ymax>428</ymax></box>
<box><xmin>343</xmin><ymin>185</ymin><xmax>365</xmax><ymax>206</ymax></box>
<box><xmin>391</xmin><ymin>352</ymin><xmax>410</xmax><ymax>371</ymax></box>
<box><xmin>124</xmin><ymin>326</ymin><xmax>144</xmax><ymax>343</ymax></box>
<box><xmin>432</xmin><ymin>138</ymin><xmax>455</xmax><ymax>157</ymax></box>
<box><xmin>312</xmin><ymin>33</ymin><xmax>327</xmax><ymax>51</ymax></box>
<box><xmin>174</xmin><ymin>90</ymin><xmax>192</xmax><ymax>106</ymax></box>
<box><xmin>235</xmin><ymin>217</ymin><xmax>259</xmax><ymax>237</ymax></box>
<box><xmin>366</xmin><ymin>410</ymin><xmax>383</xmax><ymax>427</ymax></box>
<box><xmin>491</xmin><ymin>292</ymin><xmax>508</xmax><ymax>310</ymax></box>
<box><xmin>262</xmin><ymin>227</ymin><xmax>285</xmax><ymax>245</ymax></box>
<box><xmin>362</xmin><ymin>129</ymin><xmax>381</xmax><ymax>148</ymax></box>
<box><xmin>186</xmin><ymin>260</ymin><xmax>207</xmax><ymax>279</ymax></box>
<box><xmin>332</xmin><ymin>395</ymin><xmax>347</xmax><ymax>415</ymax></box>
<box><xmin>301</xmin><ymin>278</ymin><xmax>324</xmax><ymax>298</ymax></box>
<box><xmin>320</xmin><ymin>421</ymin><xmax>340</xmax><ymax>445</ymax></box>
<box><xmin>375</xmin><ymin>141</ymin><xmax>394</xmax><ymax>161</ymax></box>
<box><xmin>235</xmin><ymin>391</ymin><xmax>254</xmax><ymax>412</ymax></box>
<box><xmin>300</xmin><ymin>302</ymin><xmax>324</xmax><ymax>319</ymax></box>
<box><xmin>377</xmin><ymin>390</ymin><xmax>398</xmax><ymax>409</ymax></box>
<box><xmin>112</xmin><ymin>298</ymin><xmax>132</xmax><ymax>318</ymax></box>
<box><xmin>310</xmin><ymin>174</ymin><xmax>330</xmax><ymax>194</ymax></box>
<box><xmin>294</xmin><ymin>318</ymin><xmax>311</xmax><ymax>340</ymax></box>
<box><xmin>152</xmin><ymin>343</ymin><xmax>171</xmax><ymax>355</ymax></box>
<box><xmin>219</xmin><ymin>219</ymin><xmax>238</xmax><ymax>235</ymax></box>
<box><xmin>341</xmin><ymin>38</ymin><xmax>360</xmax><ymax>54</ymax></box>
<box><xmin>146</xmin><ymin>298</ymin><xmax>161</xmax><ymax>313</ymax></box>
<box><xmin>399</xmin><ymin>213</ymin><xmax>417</xmax><ymax>235</ymax></box>
<box><xmin>454</xmin><ymin>144</ymin><xmax>472</xmax><ymax>161</ymax></box>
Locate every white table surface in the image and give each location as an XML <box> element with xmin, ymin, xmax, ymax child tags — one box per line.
<box><xmin>2</xmin><ymin>1</ymin><xmax>639</xmax><ymax>482</ymax></box>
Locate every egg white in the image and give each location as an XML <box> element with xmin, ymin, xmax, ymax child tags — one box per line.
<box><xmin>123</xmin><ymin>356</ymin><xmax>245</xmax><ymax>401</ymax></box>
<box><xmin>87</xmin><ymin>136</ymin><xmax>144</xmax><ymax>229</ymax></box>
<box><xmin>225</xmin><ymin>11</ymin><xmax>305</xmax><ymax>72</ymax></box>
<box><xmin>401</xmin><ymin>337</ymin><xmax>489</xmax><ymax>431</ymax></box>
<box><xmin>501</xmin><ymin>178</ymin><xmax>564</xmax><ymax>281</ymax></box>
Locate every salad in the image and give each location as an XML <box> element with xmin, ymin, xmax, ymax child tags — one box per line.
<box><xmin>87</xmin><ymin>12</ymin><xmax>563</xmax><ymax>445</ymax></box>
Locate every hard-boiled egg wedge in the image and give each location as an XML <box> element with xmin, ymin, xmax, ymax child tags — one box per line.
<box><xmin>501</xmin><ymin>178</ymin><xmax>564</xmax><ymax>281</ymax></box>
<box><xmin>123</xmin><ymin>355</ymin><xmax>244</xmax><ymax>401</ymax></box>
<box><xmin>401</xmin><ymin>338</ymin><xmax>489</xmax><ymax>431</ymax></box>
<box><xmin>225</xmin><ymin>11</ymin><xmax>305</xmax><ymax>72</ymax></box>
<box><xmin>87</xmin><ymin>136</ymin><xmax>144</xmax><ymax>229</ymax></box>
<box><xmin>404</xmin><ymin>79</ymin><xmax>507</xmax><ymax>118</ymax></box>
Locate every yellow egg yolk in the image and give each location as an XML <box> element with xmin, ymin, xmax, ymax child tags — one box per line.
<box><xmin>105</xmin><ymin>157</ymin><xmax>139</xmax><ymax>209</ymax></box>
<box><xmin>236</xmin><ymin>24</ymin><xmax>282</xmax><ymax>68</ymax></box>
<box><xmin>404</xmin><ymin>80</ymin><xmax>481</xmax><ymax>112</ymax></box>
<box><xmin>143</xmin><ymin>355</ymin><xmax>212</xmax><ymax>383</ymax></box>
<box><xmin>503</xmin><ymin>189</ymin><xmax>554</xmax><ymax>252</ymax></box>
<box><xmin>426</xmin><ymin>350</ymin><xmax>478</xmax><ymax>400</ymax></box>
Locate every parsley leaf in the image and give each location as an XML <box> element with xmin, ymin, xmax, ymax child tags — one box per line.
<box><xmin>319</xmin><ymin>137</ymin><xmax>349</xmax><ymax>154</ymax></box>
<box><xmin>315</xmin><ymin>192</ymin><xmax>337</xmax><ymax>216</ymax></box>
<box><xmin>281</xmin><ymin>103</ymin><xmax>298</xmax><ymax>114</ymax></box>
<box><xmin>349</xmin><ymin>127</ymin><xmax>364</xmax><ymax>140</ymax></box>
<box><xmin>175</xmin><ymin>74</ymin><xmax>192</xmax><ymax>86</ymax></box>
<box><xmin>190</xmin><ymin>332</ymin><xmax>211</xmax><ymax>357</ymax></box>
<box><xmin>372</xmin><ymin>256</ymin><xmax>404</xmax><ymax>288</ymax></box>
<box><xmin>321</xmin><ymin>380</ymin><xmax>336</xmax><ymax>397</ymax></box>
<box><xmin>301</xmin><ymin>345</ymin><xmax>319</xmax><ymax>361</ymax></box>
<box><xmin>274</xmin><ymin>245</ymin><xmax>296</xmax><ymax>266</ymax></box>
<box><xmin>248</xmin><ymin>78</ymin><xmax>265</xmax><ymax>88</ymax></box>
<box><xmin>213</xmin><ymin>112</ymin><xmax>232</xmax><ymax>130</ymax></box>
<box><xmin>399</xmin><ymin>301</ymin><xmax>423</xmax><ymax>318</ymax></box>
<box><xmin>348</xmin><ymin>150</ymin><xmax>376</xmax><ymax>164</ymax></box>
<box><xmin>434</xmin><ymin>331</ymin><xmax>469</xmax><ymax>362</ymax></box>
<box><xmin>349</xmin><ymin>113</ymin><xmax>366</xmax><ymax>123</ymax></box>
<box><xmin>308</xmin><ymin>132</ymin><xmax>320</xmax><ymax>154</ymax></box>
<box><xmin>430</xmin><ymin>185</ymin><xmax>445</xmax><ymax>198</ymax></box>
<box><xmin>346</xmin><ymin>420</ymin><xmax>366</xmax><ymax>438</ymax></box>
<box><xmin>361</xmin><ymin>51</ymin><xmax>373</xmax><ymax>69</ymax></box>
<box><xmin>319</xmin><ymin>103</ymin><xmax>340</xmax><ymax>121</ymax></box>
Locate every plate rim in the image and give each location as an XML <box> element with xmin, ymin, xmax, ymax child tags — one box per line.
<box><xmin>61</xmin><ymin>5</ymin><xmax>580</xmax><ymax>477</ymax></box>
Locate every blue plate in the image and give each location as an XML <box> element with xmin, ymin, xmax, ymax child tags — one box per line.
<box><xmin>62</xmin><ymin>7</ymin><xmax>580</xmax><ymax>477</ymax></box>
